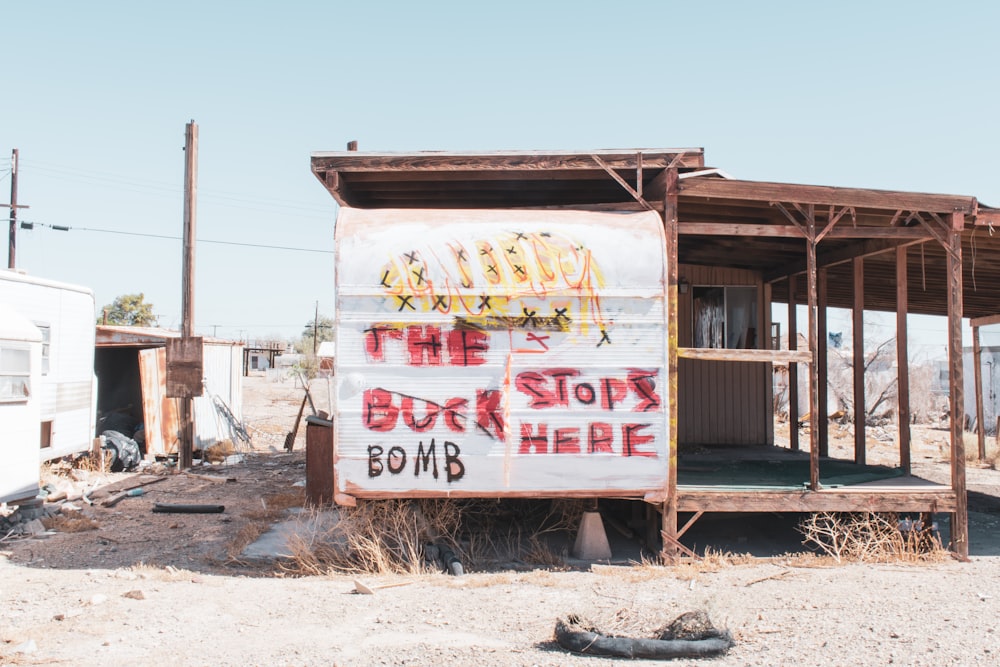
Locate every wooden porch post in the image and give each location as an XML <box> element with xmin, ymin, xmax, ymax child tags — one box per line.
<box><xmin>806</xmin><ymin>206</ymin><xmax>821</xmax><ymax>490</ymax></box>
<box><xmin>896</xmin><ymin>245</ymin><xmax>911</xmax><ymax>474</ymax></box>
<box><xmin>661</xmin><ymin>167</ymin><xmax>680</xmax><ymax>560</ymax></box>
<box><xmin>973</xmin><ymin>324</ymin><xmax>986</xmax><ymax>461</ymax></box>
<box><xmin>818</xmin><ymin>267</ymin><xmax>829</xmax><ymax>458</ymax></box>
<box><xmin>788</xmin><ymin>274</ymin><xmax>799</xmax><ymax>451</ymax></box>
<box><xmin>947</xmin><ymin>213</ymin><xmax>968</xmax><ymax>559</ymax></box>
<box><xmin>853</xmin><ymin>257</ymin><xmax>866</xmax><ymax>464</ymax></box>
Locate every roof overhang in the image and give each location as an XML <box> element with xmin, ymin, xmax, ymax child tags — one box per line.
<box><xmin>311</xmin><ymin>148</ymin><xmax>704</xmax><ymax>209</ymax></box>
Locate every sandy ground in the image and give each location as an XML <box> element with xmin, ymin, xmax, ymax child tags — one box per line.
<box><xmin>2</xmin><ymin>374</ymin><xmax>1000</xmax><ymax>666</ymax></box>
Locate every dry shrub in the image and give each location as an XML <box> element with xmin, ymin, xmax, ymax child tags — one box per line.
<box><xmin>798</xmin><ymin>512</ymin><xmax>947</xmax><ymax>563</ymax></box>
<box><xmin>203</xmin><ymin>440</ymin><xmax>237</xmax><ymax>463</ymax></box>
<box><xmin>278</xmin><ymin>498</ymin><xmax>587</xmax><ymax>576</ymax></box>
<box><xmin>41</xmin><ymin>514</ymin><xmax>99</xmax><ymax>533</ymax></box>
<box><xmin>280</xmin><ymin>500</ymin><xmax>460</xmax><ymax>576</ymax></box>
<box><xmin>71</xmin><ymin>450</ymin><xmax>112</xmax><ymax>473</ymax></box>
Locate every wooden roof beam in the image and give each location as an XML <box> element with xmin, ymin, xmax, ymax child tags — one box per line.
<box><xmin>765</xmin><ymin>238</ymin><xmax>928</xmax><ymax>283</ymax></box>
<box><xmin>680</xmin><ymin>177</ymin><xmax>978</xmax><ymax>214</ymax></box>
<box><xmin>311</xmin><ymin>149</ymin><xmax>705</xmax><ymax>173</ymax></box>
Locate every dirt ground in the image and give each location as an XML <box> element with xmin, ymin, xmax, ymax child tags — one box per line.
<box><xmin>2</xmin><ymin>374</ymin><xmax>1000</xmax><ymax>666</ymax></box>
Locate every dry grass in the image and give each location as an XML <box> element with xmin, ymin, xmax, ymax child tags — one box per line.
<box><xmin>276</xmin><ymin>498</ymin><xmax>587</xmax><ymax>577</ymax></box>
<box><xmin>964</xmin><ymin>433</ymin><xmax>1000</xmax><ymax>469</ymax></box>
<box><xmin>798</xmin><ymin>512</ymin><xmax>948</xmax><ymax>563</ymax></box>
<box><xmin>41</xmin><ymin>514</ymin><xmax>99</xmax><ymax>533</ymax></box>
<box><xmin>672</xmin><ymin>548</ymin><xmax>756</xmax><ymax>580</ymax></box>
<box><xmin>261</xmin><ymin>490</ymin><xmax>305</xmax><ymax>512</ymax></box>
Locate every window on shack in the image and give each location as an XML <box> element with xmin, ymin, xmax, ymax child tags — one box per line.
<box><xmin>0</xmin><ymin>345</ymin><xmax>31</xmax><ymax>402</ymax></box>
<box><xmin>692</xmin><ymin>286</ymin><xmax>758</xmax><ymax>349</ymax></box>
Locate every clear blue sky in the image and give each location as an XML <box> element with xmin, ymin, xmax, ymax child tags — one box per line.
<box><xmin>3</xmin><ymin>1</ymin><xmax>998</xmax><ymax>346</ymax></box>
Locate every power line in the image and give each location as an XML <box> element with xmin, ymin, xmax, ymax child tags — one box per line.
<box><xmin>18</xmin><ymin>220</ymin><xmax>333</xmax><ymax>254</ymax></box>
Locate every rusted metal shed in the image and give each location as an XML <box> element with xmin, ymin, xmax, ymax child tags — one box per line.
<box><xmin>95</xmin><ymin>326</ymin><xmax>243</xmax><ymax>457</ymax></box>
<box><xmin>312</xmin><ymin>147</ymin><xmax>999</xmax><ymax>560</ymax></box>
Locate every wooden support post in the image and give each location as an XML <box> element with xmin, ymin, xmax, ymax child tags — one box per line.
<box><xmin>818</xmin><ymin>267</ymin><xmax>829</xmax><ymax>458</ymax></box>
<box><xmin>853</xmin><ymin>257</ymin><xmax>866</xmax><ymax>464</ymax></box>
<box><xmin>763</xmin><ymin>280</ymin><xmax>774</xmax><ymax>445</ymax></box>
<box><xmin>896</xmin><ymin>245</ymin><xmax>911</xmax><ymax>474</ymax></box>
<box><xmin>973</xmin><ymin>325</ymin><xmax>986</xmax><ymax>461</ymax></box>
<box><xmin>788</xmin><ymin>274</ymin><xmax>799</xmax><ymax>451</ymax></box>
<box><xmin>661</xmin><ymin>167</ymin><xmax>680</xmax><ymax>561</ymax></box>
<box><xmin>946</xmin><ymin>215</ymin><xmax>968</xmax><ymax>559</ymax></box>
<box><xmin>806</xmin><ymin>207</ymin><xmax>821</xmax><ymax>490</ymax></box>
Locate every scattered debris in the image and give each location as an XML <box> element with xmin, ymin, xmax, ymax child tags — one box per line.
<box><xmin>352</xmin><ymin>579</ymin><xmax>412</xmax><ymax>595</ymax></box>
<box><xmin>102</xmin><ymin>488</ymin><xmax>145</xmax><ymax>508</ymax></box>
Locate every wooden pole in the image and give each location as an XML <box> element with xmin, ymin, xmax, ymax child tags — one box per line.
<box><xmin>806</xmin><ymin>206</ymin><xmax>821</xmax><ymax>490</ymax></box>
<box><xmin>818</xmin><ymin>266</ymin><xmax>829</xmax><ymax>458</ymax></box>
<box><xmin>973</xmin><ymin>325</ymin><xmax>986</xmax><ymax>461</ymax></box>
<box><xmin>853</xmin><ymin>257</ymin><xmax>866</xmax><ymax>464</ymax></box>
<box><xmin>896</xmin><ymin>245</ymin><xmax>911</xmax><ymax>474</ymax></box>
<box><xmin>7</xmin><ymin>149</ymin><xmax>18</xmax><ymax>269</ymax></box>
<box><xmin>788</xmin><ymin>274</ymin><xmax>799</xmax><ymax>451</ymax></box>
<box><xmin>179</xmin><ymin>121</ymin><xmax>198</xmax><ymax>470</ymax></box>
<box><xmin>947</xmin><ymin>214</ymin><xmax>968</xmax><ymax>559</ymax></box>
<box><xmin>763</xmin><ymin>280</ymin><xmax>774</xmax><ymax>445</ymax></box>
<box><xmin>661</xmin><ymin>167</ymin><xmax>680</xmax><ymax>561</ymax></box>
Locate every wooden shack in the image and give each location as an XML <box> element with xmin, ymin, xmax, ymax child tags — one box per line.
<box><xmin>312</xmin><ymin>147</ymin><xmax>1000</xmax><ymax>560</ymax></box>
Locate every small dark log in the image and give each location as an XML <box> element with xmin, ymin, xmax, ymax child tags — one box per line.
<box><xmin>152</xmin><ymin>503</ymin><xmax>225</xmax><ymax>514</ymax></box>
<box><xmin>555</xmin><ymin>614</ymin><xmax>733</xmax><ymax>660</ymax></box>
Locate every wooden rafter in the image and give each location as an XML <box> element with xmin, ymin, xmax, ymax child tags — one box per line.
<box><xmin>591</xmin><ymin>154</ymin><xmax>655</xmax><ymax>211</ymax></box>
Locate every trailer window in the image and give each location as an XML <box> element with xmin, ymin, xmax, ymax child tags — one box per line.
<box><xmin>36</xmin><ymin>324</ymin><xmax>50</xmax><ymax>375</ymax></box>
<box><xmin>0</xmin><ymin>345</ymin><xmax>31</xmax><ymax>402</ymax></box>
<box><xmin>692</xmin><ymin>286</ymin><xmax>758</xmax><ymax>349</ymax></box>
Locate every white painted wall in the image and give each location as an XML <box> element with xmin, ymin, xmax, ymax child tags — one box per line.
<box><xmin>335</xmin><ymin>208</ymin><xmax>669</xmax><ymax>498</ymax></box>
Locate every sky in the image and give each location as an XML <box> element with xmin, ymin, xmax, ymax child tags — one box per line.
<box><xmin>2</xmin><ymin>1</ymin><xmax>998</xmax><ymax>351</ymax></box>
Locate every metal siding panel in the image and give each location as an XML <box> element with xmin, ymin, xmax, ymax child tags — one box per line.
<box><xmin>335</xmin><ymin>208</ymin><xmax>668</xmax><ymax>497</ymax></box>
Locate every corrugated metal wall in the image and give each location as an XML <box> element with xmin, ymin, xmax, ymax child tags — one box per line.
<box><xmin>677</xmin><ymin>264</ymin><xmax>773</xmax><ymax>445</ymax></box>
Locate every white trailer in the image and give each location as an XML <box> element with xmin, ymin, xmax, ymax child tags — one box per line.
<box><xmin>0</xmin><ymin>303</ymin><xmax>43</xmax><ymax>503</ymax></box>
<box><xmin>0</xmin><ymin>270</ymin><xmax>97</xmax><ymax>462</ymax></box>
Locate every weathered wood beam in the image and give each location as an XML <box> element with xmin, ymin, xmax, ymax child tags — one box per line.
<box><xmin>676</xmin><ymin>490</ymin><xmax>957</xmax><ymax>513</ymax></box>
<box><xmin>591</xmin><ymin>154</ymin><xmax>655</xmax><ymax>211</ymax></box>
<box><xmin>679</xmin><ymin>177</ymin><xmax>978</xmax><ymax>214</ymax></box>
<box><xmin>662</xmin><ymin>168</ymin><xmax>680</xmax><ymax>562</ymax></box>
<box><xmin>973</xmin><ymin>325</ymin><xmax>986</xmax><ymax>461</ymax></box>
<box><xmin>679</xmin><ymin>222</ymin><xmax>805</xmax><ymax>237</ymax></box>
<box><xmin>897</xmin><ymin>246</ymin><xmax>911</xmax><ymax>474</ymax></box>
<box><xmin>677</xmin><ymin>348</ymin><xmax>812</xmax><ymax>364</ymax></box>
<box><xmin>970</xmin><ymin>313</ymin><xmax>1000</xmax><ymax>328</ymax></box>
<box><xmin>788</xmin><ymin>274</ymin><xmax>800</xmax><ymax>452</ymax></box>
<box><xmin>311</xmin><ymin>149</ymin><xmax>705</xmax><ymax>173</ymax></box>
<box><xmin>853</xmin><ymin>257</ymin><xmax>866</xmax><ymax>465</ymax></box>
<box><xmin>947</xmin><ymin>213</ymin><xmax>968</xmax><ymax>560</ymax></box>
<box><xmin>818</xmin><ymin>267</ymin><xmax>830</xmax><ymax>459</ymax></box>
<box><xmin>806</xmin><ymin>206</ymin><xmax>821</xmax><ymax>490</ymax></box>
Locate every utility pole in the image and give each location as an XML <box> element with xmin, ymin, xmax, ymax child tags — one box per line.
<box><xmin>313</xmin><ymin>300</ymin><xmax>319</xmax><ymax>356</ymax></box>
<box><xmin>5</xmin><ymin>149</ymin><xmax>30</xmax><ymax>269</ymax></box>
<box><xmin>179</xmin><ymin>121</ymin><xmax>198</xmax><ymax>469</ymax></box>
